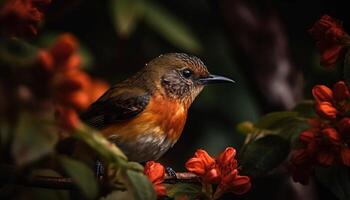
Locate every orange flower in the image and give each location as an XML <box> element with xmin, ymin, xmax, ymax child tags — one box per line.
<box><xmin>50</xmin><ymin>34</ymin><xmax>78</xmax><ymax>63</ymax></box>
<box><xmin>35</xmin><ymin>33</ymin><xmax>110</xmax><ymax>130</ymax></box>
<box><xmin>315</xmin><ymin>102</ymin><xmax>337</xmax><ymax>119</ymax></box>
<box><xmin>317</xmin><ymin>151</ymin><xmax>335</xmax><ymax>166</ymax></box>
<box><xmin>38</xmin><ymin>34</ymin><xmax>81</xmax><ymax>72</ymax></box>
<box><xmin>89</xmin><ymin>79</ymin><xmax>109</xmax><ymax>102</ymax></box>
<box><xmin>299</xmin><ymin>129</ymin><xmax>316</xmax><ymax>144</ymax></box>
<box><xmin>214</xmin><ymin>147</ymin><xmax>251</xmax><ymax>199</ymax></box>
<box><xmin>55</xmin><ymin>106</ymin><xmax>80</xmax><ymax>131</ymax></box>
<box><xmin>185</xmin><ymin>149</ymin><xmax>220</xmax><ymax>183</ymax></box>
<box><xmin>52</xmin><ymin>70</ymin><xmax>92</xmax><ymax>111</ymax></box>
<box><xmin>213</xmin><ymin>169</ymin><xmax>251</xmax><ymax>199</ymax></box>
<box><xmin>291</xmin><ymin>149</ymin><xmax>311</xmax><ymax>165</ymax></box>
<box><xmin>186</xmin><ymin>147</ymin><xmax>251</xmax><ymax>198</ymax></box>
<box><xmin>312</xmin><ymin>85</ymin><xmax>333</xmax><ymax>102</ymax></box>
<box><xmin>217</xmin><ymin>147</ymin><xmax>238</xmax><ymax>175</ymax></box>
<box><xmin>309</xmin><ymin>15</ymin><xmax>350</xmax><ymax>68</ymax></box>
<box><xmin>340</xmin><ymin>148</ymin><xmax>350</xmax><ymax>167</ymax></box>
<box><xmin>322</xmin><ymin>128</ymin><xmax>341</xmax><ymax>146</ymax></box>
<box><xmin>333</xmin><ymin>81</ymin><xmax>350</xmax><ymax>102</ymax></box>
<box><xmin>144</xmin><ymin>161</ymin><xmax>166</xmax><ymax>197</ymax></box>
<box><xmin>338</xmin><ymin>117</ymin><xmax>350</xmax><ymax>134</ymax></box>
<box><xmin>0</xmin><ymin>0</ymin><xmax>51</xmax><ymax>36</ymax></box>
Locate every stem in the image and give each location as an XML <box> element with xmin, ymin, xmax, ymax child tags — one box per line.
<box><xmin>202</xmin><ymin>182</ymin><xmax>213</xmax><ymax>199</ymax></box>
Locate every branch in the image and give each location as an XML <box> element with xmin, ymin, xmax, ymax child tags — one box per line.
<box><xmin>0</xmin><ymin>169</ymin><xmax>200</xmax><ymax>190</ymax></box>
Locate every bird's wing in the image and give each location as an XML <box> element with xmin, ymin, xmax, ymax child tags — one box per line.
<box><xmin>80</xmin><ymin>86</ymin><xmax>150</xmax><ymax>129</ymax></box>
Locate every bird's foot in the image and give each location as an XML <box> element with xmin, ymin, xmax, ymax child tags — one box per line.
<box><xmin>95</xmin><ymin>159</ymin><xmax>105</xmax><ymax>180</ymax></box>
<box><xmin>166</xmin><ymin>166</ymin><xmax>177</xmax><ymax>179</ymax></box>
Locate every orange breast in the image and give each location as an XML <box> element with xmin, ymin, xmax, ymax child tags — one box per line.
<box><xmin>101</xmin><ymin>93</ymin><xmax>188</xmax><ymax>144</ymax></box>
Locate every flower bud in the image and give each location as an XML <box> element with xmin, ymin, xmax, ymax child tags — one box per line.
<box><xmin>291</xmin><ymin>149</ymin><xmax>309</xmax><ymax>165</ymax></box>
<box><xmin>338</xmin><ymin>117</ymin><xmax>350</xmax><ymax>134</ymax></box>
<box><xmin>333</xmin><ymin>81</ymin><xmax>350</xmax><ymax>102</ymax></box>
<box><xmin>312</xmin><ymin>85</ymin><xmax>333</xmax><ymax>102</ymax></box>
<box><xmin>341</xmin><ymin>148</ymin><xmax>350</xmax><ymax>167</ymax></box>
<box><xmin>299</xmin><ymin>129</ymin><xmax>316</xmax><ymax>144</ymax></box>
<box><xmin>317</xmin><ymin>151</ymin><xmax>334</xmax><ymax>166</ymax></box>
<box><xmin>322</xmin><ymin>128</ymin><xmax>341</xmax><ymax>146</ymax></box>
<box><xmin>315</xmin><ymin>102</ymin><xmax>337</xmax><ymax>119</ymax></box>
<box><xmin>50</xmin><ymin>33</ymin><xmax>78</xmax><ymax>62</ymax></box>
<box><xmin>204</xmin><ymin>168</ymin><xmax>221</xmax><ymax>184</ymax></box>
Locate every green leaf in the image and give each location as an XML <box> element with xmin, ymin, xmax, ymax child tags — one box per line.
<box><xmin>110</xmin><ymin>0</ymin><xmax>143</xmax><ymax>37</ymax></box>
<box><xmin>167</xmin><ymin>183</ymin><xmax>204</xmax><ymax>200</ymax></box>
<box><xmin>59</xmin><ymin>156</ymin><xmax>98</xmax><ymax>199</ymax></box>
<box><xmin>343</xmin><ymin>49</ymin><xmax>350</xmax><ymax>87</ymax></box>
<box><xmin>293</xmin><ymin>100</ymin><xmax>316</xmax><ymax>118</ymax></box>
<box><xmin>236</xmin><ymin>121</ymin><xmax>254</xmax><ymax>134</ymax></box>
<box><xmin>127</xmin><ymin>161</ymin><xmax>144</xmax><ymax>172</ymax></box>
<box><xmin>31</xmin><ymin>188</ymin><xmax>70</xmax><ymax>200</ymax></box>
<box><xmin>0</xmin><ymin>38</ymin><xmax>38</xmax><ymax>67</ymax></box>
<box><xmin>276</xmin><ymin>120</ymin><xmax>309</xmax><ymax>141</ymax></box>
<box><xmin>100</xmin><ymin>190</ymin><xmax>134</xmax><ymax>200</ymax></box>
<box><xmin>12</xmin><ymin>113</ymin><xmax>58</xmax><ymax>166</ymax></box>
<box><xmin>315</xmin><ymin>165</ymin><xmax>350</xmax><ymax>200</ymax></box>
<box><xmin>255</xmin><ymin>112</ymin><xmax>298</xmax><ymax>129</ymax></box>
<box><xmin>142</xmin><ymin>1</ymin><xmax>201</xmax><ymax>53</ymax></box>
<box><xmin>125</xmin><ymin>169</ymin><xmax>156</xmax><ymax>200</ymax></box>
<box><xmin>74</xmin><ymin>125</ymin><xmax>127</xmax><ymax>163</ymax></box>
<box><xmin>239</xmin><ymin>135</ymin><xmax>290</xmax><ymax>177</ymax></box>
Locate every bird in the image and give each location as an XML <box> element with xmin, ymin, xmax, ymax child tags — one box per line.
<box><xmin>80</xmin><ymin>53</ymin><xmax>234</xmax><ymax>163</ymax></box>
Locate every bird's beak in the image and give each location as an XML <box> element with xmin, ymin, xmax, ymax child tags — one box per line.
<box><xmin>198</xmin><ymin>74</ymin><xmax>235</xmax><ymax>85</ymax></box>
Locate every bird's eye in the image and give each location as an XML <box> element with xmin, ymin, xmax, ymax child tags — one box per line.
<box><xmin>181</xmin><ymin>69</ymin><xmax>193</xmax><ymax>78</ymax></box>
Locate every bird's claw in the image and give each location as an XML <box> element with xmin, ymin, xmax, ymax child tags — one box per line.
<box><xmin>95</xmin><ymin>159</ymin><xmax>105</xmax><ymax>180</ymax></box>
<box><xmin>166</xmin><ymin>166</ymin><xmax>177</xmax><ymax>178</ymax></box>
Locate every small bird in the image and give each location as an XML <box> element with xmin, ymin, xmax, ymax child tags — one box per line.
<box><xmin>80</xmin><ymin>53</ymin><xmax>234</xmax><ymax>162</ymax></box>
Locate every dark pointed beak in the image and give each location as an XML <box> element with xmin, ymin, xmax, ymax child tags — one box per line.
<box><xmin>198</xmin><ymin>74</ymin><xmax>235</xmax><ymax>85</ymax></box>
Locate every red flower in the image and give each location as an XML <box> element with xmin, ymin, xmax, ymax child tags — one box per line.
<box><xmin>215</xmin><ymin>147</ymin><xmax>251</xmax><ymax>198</ymax></box>
<box><xmin>89</xmin><ymin>79</ymin><xmax>109</xmax><ymax>103</ymax></box>
<box><xmin>217</xmin><ymin>147</ymin><xmax>238</xmax><ymax>176</ymax></box>
<box><xmin>213</xmin><ymin>169</ymin><xmax>251</xmax><ymax>199</ymax></box>
<box><xmin>38</xmin><ymin>34</ymin><xmax>81</xmax><ymax>72</ymax></box>
<box><xmin>291</xmin><ymin>149</ymin><xmax>311</xmax><ymax>165</ymax></box>
<box><xmin>309</xmin><ymin>15</ymin><xmax>350</xmax><ymax>68</ymax></box>
<box><xmin>340</xmin><ymin>148</ymin><xmax>350</xmax><ymax>167</ymax></box>
<box><xmin>333</xmin><ymin>81</ymin><xmax>350</xmax><ymax>102</ymax></box>
<box><xmin>0</xmin><ymin>0</ymin><xmax>51</xmax><ymax>36</ymax></box>
<box><xmin>186</xmin><ymin>148</ymin><xmax>251</xmax><ymax>199</ymax></box>
<box><xmin>338</xmin><ymin>117</ymin><xmax>350</xmax><ymax>134</ymax></box>
<box><xmin>55</xmin><ymin>106</ymin><xmax>80</xmax><ymax>131</ymax></box>
<box><xmin>322</xmin><ymin>128</ymin><xmax>341</xmax><ymax>146</ymax></box>
<box><xmin>317</xmin><ymin>151</ymin><xmax>335</xmax><ymax>166</ymax></box>
<box><xmin>315</xmin><ymin>102</ymin><xmax>337</xmax><ymax>119</ymax></box>
<box><xmin>299</xmin><ymin>129</ymin><xmax>317</xmax><ymax>144</ymax></box>
<box><xmin>53</xmin><ymin>70</ymin><xmax>92</xmax><ymax>111</ymax></box>
<box><xmin>144</xmin><ymin>161</ymin><xmax>166</xmax><ymax>197</ymax></box>
<box><xmin>185</xmin><ymin>149</ymin><xmax>220</xmax><ymax>183</ymax></box>
<box><xmin>312</xmin><ymin>85</ymin><xmax>333</xmax><ymax>102</ymax></box>
<box><xmin>36</xmin><ymin>33</ymin><xmax>110</xmax><ymax>131</ymax></box>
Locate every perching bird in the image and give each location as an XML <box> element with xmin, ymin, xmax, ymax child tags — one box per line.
<box><xmin>80</xmin><ymin>53</ymin><xmax>234</xmax><ymax>162</ymax></box>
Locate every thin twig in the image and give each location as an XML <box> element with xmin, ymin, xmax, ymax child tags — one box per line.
<box><xmin>0</xmin><ymin>170</ymin><xmax>200</xmax><ymax>190</ymax></box>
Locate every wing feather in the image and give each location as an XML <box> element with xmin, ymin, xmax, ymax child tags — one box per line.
<box><xmin>80</xmin><ymin>86</ymin><xmax>150</xmax><ymax>129</ymax></box>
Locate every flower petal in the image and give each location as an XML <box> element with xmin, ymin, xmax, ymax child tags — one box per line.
<box><xmin>312</xmin><ymin>85</ymin><xmax>333</xmax><ymax>103</ymax></box>
<box><xmin>144</xmin><ymin>161</ymin><xmax>165</xmax><ymax>184</ymax></box>
<box><xmin>333</xmin><ymin>81</ymin><xmax>350</xmax><ymax>102</ymax></box>
<box><xmin>185</xmin><ymin>157</ymin><xmax>206</xmax><ymax>175</ymax></box>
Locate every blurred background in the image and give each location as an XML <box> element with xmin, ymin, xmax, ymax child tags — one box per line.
<box><xmin>1</xmin><ymin>0</ymin><xmax>349</xmax><ymax>199</ymax></box>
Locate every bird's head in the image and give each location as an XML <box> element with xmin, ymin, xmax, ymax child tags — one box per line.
<box><xmin>146</xmin><ymin>53</ymin><xmax>234</xmax><ymax>106</ymax></box>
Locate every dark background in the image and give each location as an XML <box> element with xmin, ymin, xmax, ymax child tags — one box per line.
<box><xmin>36</xmin><ymin>0</ymin><xmax>349</xmax><ymax>199</ymax></box>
